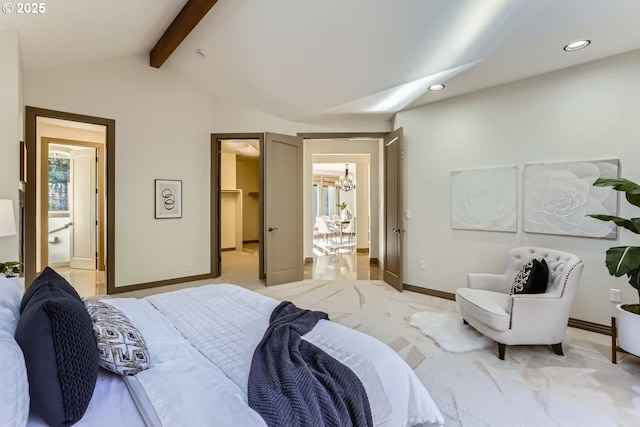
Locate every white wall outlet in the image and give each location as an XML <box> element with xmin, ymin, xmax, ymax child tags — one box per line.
<box><xmin>610</xmin><ymin>288</ymin><xmax>621</xmax><ymax>303</ymax></box>
<box><xmin>187</xmin><ymin>263</ymin><xmax>193</xmax><ymax>272</ymax></box>
<box><xmin>419</xmin><ymin>260</ymin><xmax>426</xmax><ymax>270</ymax></box>
<box><xmin>405</xmin><ymin>210</ymin><xmax>411</xmax><ymax>219</ymax></box>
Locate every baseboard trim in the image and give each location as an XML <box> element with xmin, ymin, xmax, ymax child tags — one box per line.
<box><xmin>356</xmin><ymin>248</ymin><xmax>369</xmax><ymax>253</ymax></box>
<box><xmin>403</xmin><ymin>284</ymin><xmax>456</xmax><ymax>301</ymax></box>
<box><xmin>109</xmin><ymin>273</ymin><xmax>216</xmax><ymax>295</ymax></box>
<box><xmin>403</xmin><ymin>284</ymin><xmax>610</xmax><ymax>335</ymax></box>
<box><xmin>370</xmin><ymin>257</ymin><xmax>379</xmax><ymax>264</ymax></box>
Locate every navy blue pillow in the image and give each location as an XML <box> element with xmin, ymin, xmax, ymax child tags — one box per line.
<box><xmin>15</xmin><ymin>277</ymin><xmax>98</xmax><ymax>427</ymax></box>
<box><xmin>20</xmin><ymin>267</ymin><xmax>81</xmax><ymax>313</ymax></box>
<box><xmin>511</xmin><ymin>258</ymin><xmax>549</xmax><ymax>294</ymax></box>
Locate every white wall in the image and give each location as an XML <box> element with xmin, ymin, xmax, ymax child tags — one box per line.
<box><xmin>24</xmin><ymin>55</ymin><xmax>214</xmax><ymax>286</ymax></box>
<box><xmin>396</xmin><ymin>49</ymin><xmax>640</xmax><ymax>326</ymax></box>
<box><xmin>0</xmin><ymin>31</ymin><xmax>21</xmax><ymax>265</ymax></box>
<box><xmin>22</xmin><ymin>54</ymin><xmax>390</xmax><ymax>288</ymax></box>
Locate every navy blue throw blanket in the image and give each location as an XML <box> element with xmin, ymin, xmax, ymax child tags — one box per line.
<box><xmin>248</xmin><ymin>301</ymin><xmax>373</xmax><ymax>427</ymax></box>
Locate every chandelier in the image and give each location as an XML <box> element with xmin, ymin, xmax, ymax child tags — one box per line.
<box><xmin>335</xmin><ymin>164</ymin><xmax>356</xmax><ymax>192</ymax></box>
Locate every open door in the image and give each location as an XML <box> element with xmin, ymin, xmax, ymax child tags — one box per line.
<box><xmin>383</xmin><ymin>128</ymin><xmax>403</xmax><ymax>291</ymax></box>
<box><xmin>264</xmin><ymin>132</ymin><xmax>303</xmax><ymax>285</ymax></box>
<box><xmin>69</xmin><ymin>148</ymin><xmax>97</xmax><ymax>270</ymax></box>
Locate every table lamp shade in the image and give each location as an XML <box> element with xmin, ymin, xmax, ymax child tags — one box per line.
<box><xmin>0</xmin><ymin>199</ymin><xmax>17</xmax><ymax>238</ymax></box>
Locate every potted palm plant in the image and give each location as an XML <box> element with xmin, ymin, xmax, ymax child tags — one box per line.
<box><xmin>588</xmin><ymin>177</ymin><xmax>640</xmax><ymax>358</ymax></box>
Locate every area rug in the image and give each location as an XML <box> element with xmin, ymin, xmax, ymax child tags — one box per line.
<box><xmin>408</xmin><ymin>311</ymin><xmax>492</xmax><ymax>353</ymax></box>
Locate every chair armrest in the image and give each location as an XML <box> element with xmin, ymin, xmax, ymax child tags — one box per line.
<box><xmin>467</xmin><ymin>273</ymin><xmax>508</xmax><ymax>292</ymax></box>
<box><xmin>509</xmin><ymin>295</ymin><xmax>570</xmax><ymax>342</ymax></box>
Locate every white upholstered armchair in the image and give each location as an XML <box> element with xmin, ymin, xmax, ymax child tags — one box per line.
<box><xmin>455</xmin><ymin>247</ymin><xmax>584</xmax><ymax>360</ymax></box>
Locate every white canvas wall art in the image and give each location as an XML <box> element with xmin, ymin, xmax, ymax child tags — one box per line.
<box><xmin>523</xmin><ymin>159</ymin><xmax>619</xmax><ymax>238</ymax></box>
<box><xmin>451</xmin><ymin>166</ymin><xmax>517</xmax><ymax>232</ymax></box>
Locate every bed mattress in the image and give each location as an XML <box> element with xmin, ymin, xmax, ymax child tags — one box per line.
<box><xmin>25</xmin><ymin>283</ymin><xmax>444</xmax><ymax>427</ymax></box>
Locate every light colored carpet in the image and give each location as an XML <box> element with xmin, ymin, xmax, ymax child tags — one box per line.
<box><xmin>408</xmin><ymin>311</ymin><xmax>492</xmax><ymax>353</ymax></box>
<box><xmin>258</xmin><ymin>280</ymin><xmax>640</xmax><ymax>427</ymax></box>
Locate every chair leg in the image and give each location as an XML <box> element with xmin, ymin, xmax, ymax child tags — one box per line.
<box><xmin>551</xmin><ymin>343</ymin><xmax>564</xmax><ymax>356</ymax></box>
<box><xmin>498</xmin><ymin>343</ymin><xmax>506</xmax><ymax>360</ymax></box>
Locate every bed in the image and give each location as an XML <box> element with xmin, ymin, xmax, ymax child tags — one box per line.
<box><xmin>1</xmin><ymin>271</ymin><xmax>444</xmax><ymax>427</ymax></box>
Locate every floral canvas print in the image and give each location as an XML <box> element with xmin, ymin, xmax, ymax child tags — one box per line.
<box><xmin>451</xmin><ymin>166</ymin><xmax>517</xmax><ymax>232</ymax></box>
<box><xmin>523</xmin><ymin>159</ymin><xmax>619</xmax><ymax>238</ymax></box>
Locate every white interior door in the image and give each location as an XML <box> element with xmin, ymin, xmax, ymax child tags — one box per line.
<box><xmin>70</xmin><ymin>148</ymin><xmax>97</xmax><ymax>270</ymax></box>
<box><xmin>264</xmin><ymin>132</ymin><xmax>303</xmax><ymax>285</ymax></box>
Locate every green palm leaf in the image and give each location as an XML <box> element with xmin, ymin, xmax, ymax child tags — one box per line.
<box><xmin>587</xmin><ymin>215</ymin><xmax>640</xmax><ymax>234</ymax></box>
<box><xmin>605</xmin><ymin>246</ymin><xmax>640</xmax><ymax>287</ymax></box>
<box><xmin>592</xmin><ymin>178</ymin><xmax>640</xmax><ymax>208</ymax></box>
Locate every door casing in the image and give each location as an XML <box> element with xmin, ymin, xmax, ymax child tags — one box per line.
<box><xmin>24</xmin><ymin>107</ymin><xmax>115</xmax><ymax>292</ymax></box>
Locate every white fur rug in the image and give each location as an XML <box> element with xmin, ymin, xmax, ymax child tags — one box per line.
<box><xmin>408</xmin><ymin>311</ymin><xmax>492</xmax><ymax>353</ymax></box>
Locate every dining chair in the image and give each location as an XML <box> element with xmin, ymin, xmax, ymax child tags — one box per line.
<box><xmin>315</xmin><ymin>216</ymin><xmax>335</xmax><ymax>242</ymax></box>
<box><xmin>343</xmin><ymin>217</ymin><xmax>356</xmax><ymax>243</ymax></box>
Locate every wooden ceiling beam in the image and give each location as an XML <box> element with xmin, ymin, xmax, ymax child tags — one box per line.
<box><xmin>150</xmin><ymin>0</ymin><xmax>220</xmax><ymax>68</ymax></box>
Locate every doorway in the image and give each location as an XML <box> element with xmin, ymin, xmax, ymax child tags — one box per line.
<box><xmin>24</xmin><ymin>107</ymin><xmax>116</xmax><ymax>295</ymax></box>
<box><xmin>220</xmin><ymin>137</ymin><xmax>262</xmax><ymax>284</ymax></box>
<box><xmin>211</xmin><ymin>134</ymin><xmax>264</xmax><ymax>284</ymax></box>
<box><xmin>209</xmin><ymin>131</ymin><xmax>400</xmax><ymax>288</ymax></box>
<box><xmin>41</xmin><ymin>137</ymin><xmax>105</xmax><ymax>296</ymax></box>
<box><xmin>302</xmin><ymin>135</ymin><xmax>385</xmax><ymax>282</ymax></box>
<box><xmin>211</xmin><ymin>132</ymin><xmax>305</xmax><ymax>287</ymax></box>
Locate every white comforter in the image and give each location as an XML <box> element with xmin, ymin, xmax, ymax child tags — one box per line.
<box><xmin>107</xmin><ymin>284</ymin><xmax>444</xmax><ymax>427</ymax></box>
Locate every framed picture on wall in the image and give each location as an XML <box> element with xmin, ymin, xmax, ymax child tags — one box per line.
<box><xmin>450</xmin><ymin>166</ymin><xmax>517</xmax><ymax>232</ymax></box>
<box><xmin>155</xmin><ymin>179</ymin><xmax>182</xmax><ymax>219</ymax></box>
<box><xmin>523</xmin><ymin>159</ymin><xmax>619</xmax><ymax>238</ymax></box>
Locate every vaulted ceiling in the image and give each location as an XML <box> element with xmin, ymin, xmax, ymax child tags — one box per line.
<box><xmin>3</xmin><ymin>0</ymin><xmax>640</xmax><ymax>122</ymax></box>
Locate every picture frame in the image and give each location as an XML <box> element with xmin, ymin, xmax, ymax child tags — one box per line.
<box><xmin>523</xmin><ymin>159</ymin><xmax>619</xmax><ymax>238</ymax></box>
<box><xmin>450</xmin><ymin>166</ymin><xmax>517</xmax><ymax>232</ymax></box>
<box><xmin>155</xmin><ymin>179</ymin><xmax>182</xmax><ymax>219</ymax></box>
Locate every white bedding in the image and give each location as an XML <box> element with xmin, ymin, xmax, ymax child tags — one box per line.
<box><xmin>26</xmin><ymin>369</ymin><xmax>146</xmax><ymax>427</ymax></box>
<box><xmin>107</xmin><ymin>284</ymin><xmax>444</xmax><ymax>427</ymax></box>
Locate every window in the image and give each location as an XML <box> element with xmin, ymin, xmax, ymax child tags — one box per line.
<box><xmin>312</xmin><ymin>174</ymin><xmax>339</xmax><ymax>223</ymax></box>
<box><xmin>48</xmin><ymin>153</ymin><xmax>70</xmax><ymax>211</ymax></box>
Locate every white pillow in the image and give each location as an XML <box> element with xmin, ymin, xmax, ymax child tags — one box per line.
<box><xmin>0</xmin><ymin>335</ymin><xmax>29</xmax><ymax>427</ymax></box>
<box><xmin>0</xmin><ymin>306</ymin><xmax>18</xmax><ymax>337</ymax></box>
<box><xmin>0</xmin><ymin>276</ymin><xmax>22</xmax><ymax>322</ymax></box>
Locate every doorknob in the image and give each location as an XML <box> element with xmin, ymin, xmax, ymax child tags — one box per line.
<box><xmin>266</xmin><ymin>227</ymin><xmax>278</xmax><ymax>232</ymax></box>
<box><xmin>393</xmin><ymin>228</ymin><xmax>400</xmax><ymax>234</ymax></box>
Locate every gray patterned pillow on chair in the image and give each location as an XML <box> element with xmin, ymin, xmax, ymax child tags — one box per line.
<box><xmin>84</xmin><ymin>299</ymin><xmax>150</xmax><ymax>376</ymax></box>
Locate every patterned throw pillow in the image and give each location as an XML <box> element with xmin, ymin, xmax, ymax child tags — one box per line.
<box><xmin>84</xmin><ymin>299</ymin><xmax>150</xmax><ymax>376</ymax></box>
<box><xmin>511</xmin><ymin>258</ymin><xmax>549</xmax><ymax>295</ymax></box>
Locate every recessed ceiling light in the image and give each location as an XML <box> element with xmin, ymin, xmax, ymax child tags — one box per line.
<box><xmin>428</xmin><ymin>84</ymin><xmax>445</xmax><ymax>91</ymax></box>
<box><xmin>563</xmin><ymin>40</ymin><xmax>590</xmax><ymax>52</ymax></box>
